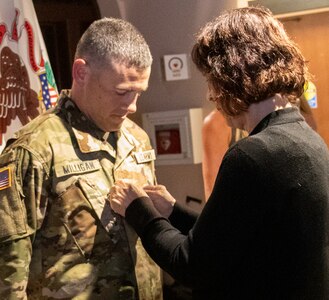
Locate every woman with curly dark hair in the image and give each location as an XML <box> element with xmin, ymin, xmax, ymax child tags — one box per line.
<box><xmin>109</xmin><ymin>6</ymin><xmax>329</xmax><ymax>299</ymax></box>
<box><xmin>191</xmin><ymin>6</ymin><xmax>308</xmax><ymax>117</ymax></box>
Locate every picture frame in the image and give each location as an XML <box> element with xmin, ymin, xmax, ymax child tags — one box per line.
<box><xmin>142</xmin><ymin>108</ymin><xmax>203</xmax><ymax>165</ymax></box>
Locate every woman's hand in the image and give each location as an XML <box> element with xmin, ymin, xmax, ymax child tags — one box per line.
<box><xmin>143</xmin><ymin>185</ymin><xmax>176</xmax><ymax>218</ymax></box>
<box><xmin>109</xmin><ymin>180</ymin><xmax>148</xmax><ymax>216</ymax></box>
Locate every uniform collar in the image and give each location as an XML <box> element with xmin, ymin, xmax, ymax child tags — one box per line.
<box><xmin>57</xmin><ymin>90</ymin><xmax>135</xmax><ymax>163</ymax></box>
<box><xmin>57</xmin><ymin>90</ymin><xmax>105</xmax><ymax>141</ymax></box>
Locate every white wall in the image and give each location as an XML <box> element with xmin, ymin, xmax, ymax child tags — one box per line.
<box><xmin>97</xmin><ymin>0</ymin><xmax>243</xmax><ymax>209</ymax></box>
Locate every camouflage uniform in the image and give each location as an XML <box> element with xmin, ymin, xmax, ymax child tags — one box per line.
<box><xmin>0</xmin><ymin>90</ymin><xmax>162</xmax><ymax>300</ymax></box>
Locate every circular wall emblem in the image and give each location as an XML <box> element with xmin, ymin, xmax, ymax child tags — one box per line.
<box><xmin>168</xmin><ymin>57</ymin><xmax>183</xmax><ymax>71</ymax></box>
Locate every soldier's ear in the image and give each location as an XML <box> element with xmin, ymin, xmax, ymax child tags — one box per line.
<box><xmin>72</xmin><ymin>59</ymin><xmax>88</xmax><ymax>85</ymax></box>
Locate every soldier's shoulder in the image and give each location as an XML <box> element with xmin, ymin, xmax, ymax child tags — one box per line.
<box><xmin>16</xmin><ymin>109</ymin><xmax>65</xmax><ymax>138</ymax></box>
<box><xmin>6</xmin><ymin>109</ymin><xmax>69</xmax><ymax>154</ymax></box>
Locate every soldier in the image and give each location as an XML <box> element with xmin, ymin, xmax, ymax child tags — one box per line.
<box><xmin>0</xmin><ymin>18</ymin><xmax>162</xmax><ymax>299</ymax></box>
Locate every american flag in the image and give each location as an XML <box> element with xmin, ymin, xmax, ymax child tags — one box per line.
<box><xmin>0</xmin><ymin>0</ymin><xmax>58</xmax><ymax>153</ymax></box>
<box><xmin>0</xmin><ymin>167</ymin><xmax>11</xmax><ymax>190</ymax></box>
<box><xmin>39</xmin><ymin>72</ymin><xmax>57</xmax><ymax>109</ymax></box>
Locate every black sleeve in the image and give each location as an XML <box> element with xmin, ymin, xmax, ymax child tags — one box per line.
<box><xmin>168</xmin><ymin>202</ymin><xmax>199</xmax><ymax>235</ymax></box>
<box><xmin>126</xmin><ymin>144</ymin><xmax>263</xmax><ymax>287</ymax></box>
<box><xmin>126</xmin><ymin>197</ymin><xmax>194</xmax><ymax>285</ymax></box>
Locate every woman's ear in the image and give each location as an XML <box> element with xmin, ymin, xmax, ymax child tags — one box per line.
<box><xmin>72</xmin><ymin>58</ymin><xmax>88</xmax><ymax>85</ymax></box>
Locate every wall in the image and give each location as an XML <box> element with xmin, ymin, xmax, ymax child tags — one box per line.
<box><xmin>249</xmin><ymin>0</ymin><xmax>329</xmax><ymax>16</ymax></box>
<box><xmin>281</xmin><ymin>11</ymin><xmax>329</xmax><ymax>147</ymax></box>
<box><xmin>97</xmin><ymin>0</ymin><xmax>244</xmax><ymax>210</ymax></box>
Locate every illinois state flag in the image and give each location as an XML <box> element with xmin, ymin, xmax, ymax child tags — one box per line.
<box><xmin>0</xmin><ymin>0</ymin><xmax>58</xmax><ymax>152</ymax></box>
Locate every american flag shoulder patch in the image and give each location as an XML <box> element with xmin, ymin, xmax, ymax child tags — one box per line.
<box><xmin>0</xmin><ymin>166</ymin><xmax>11</xmax><ymax>190</ymax></box>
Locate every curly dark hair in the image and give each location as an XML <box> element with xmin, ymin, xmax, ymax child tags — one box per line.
<box><xmin>191</xmin><ymin>6</ymin><xmax>309</xmax><ymax>116</ymax></box>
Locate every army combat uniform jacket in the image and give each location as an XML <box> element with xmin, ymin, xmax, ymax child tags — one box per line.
<box><xmin>0</xmin><ymin>90</ymin><xmax>162</xmax><ymax>300</ymax></box>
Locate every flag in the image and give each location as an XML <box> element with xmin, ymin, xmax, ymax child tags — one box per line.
<box><xmin>0</xmin><ymin>166</ymin><xmax>11</xmax><ymax>190</ymax></box>
<box><xmin>0</xmin><ymin>0</ymin><xmax>58</xmax><ymax>152</ymax></box>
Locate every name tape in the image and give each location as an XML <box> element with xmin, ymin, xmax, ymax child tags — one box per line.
<box><xmin>134</xmin><ymin>150</ymin><xmax>156</xmax><ymax>164</ymax></box>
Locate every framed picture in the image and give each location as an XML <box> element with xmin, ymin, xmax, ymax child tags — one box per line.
<box><xmin>155</xmin><ymin>125</ymin><xmax>182</xmax><ymax>155</ymax></box>
<box><xmin>142</xmin><ymin>108</ymin><xmax>203</xmax><ymax>165</ymax></box>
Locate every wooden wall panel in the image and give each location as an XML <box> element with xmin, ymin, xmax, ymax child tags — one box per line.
<box><xmin>281</xmin><ymin>12</ymin><xmax>329</xmax><ymax>146</ymax></box>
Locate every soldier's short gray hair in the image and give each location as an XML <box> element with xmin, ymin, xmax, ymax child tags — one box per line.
<box><xmin>75</xmin><ymin>17</ymin><xmax>152</xmax><ymax>70</ymax></box>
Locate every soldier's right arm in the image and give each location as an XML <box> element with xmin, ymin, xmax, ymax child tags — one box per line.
<box><xmin>0</xmin><ymin>146</ymin><xmax>50</xmax><ymax>299</ymax></box>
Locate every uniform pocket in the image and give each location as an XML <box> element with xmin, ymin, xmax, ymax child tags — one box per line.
<box><xmin>0</xmin><ymin>150</ymin><xmax>27</xmax><ymax>240</ymax></box>
<box><xmin>56</xmin><ymin>178</ymin><xmax>120</xmax><ymax>259</ymax></box>
<box><xmin>60</xmin><ymin>181</ymin><xmax>98</xmax><ymax>257</ymax></box>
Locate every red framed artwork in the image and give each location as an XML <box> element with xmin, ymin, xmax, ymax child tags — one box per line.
<box><xmin>142</xmin><ymin>109</ymin><xmax>203</xmax><ymax>165</ymax></box>
<box><xmin>155</xmin><ymin>126</ymin><xmax>182</xmax><ymax>155</ymax></box>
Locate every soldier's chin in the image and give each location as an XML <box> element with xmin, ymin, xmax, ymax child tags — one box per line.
<box><xmin>106</xmin><ymin>122</ymin><xmax>124</xmax><ymax>132</ymax></box>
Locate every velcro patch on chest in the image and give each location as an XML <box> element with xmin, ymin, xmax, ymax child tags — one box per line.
<box><xmin>133</xmin><ymin>149</ymin><xmax>156</xmax><ymax>164</ymax></box>
<box><xmin>55</xmin><ymin>160</ymin><xmax>101</xmax><ymax>177</ymax></box>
